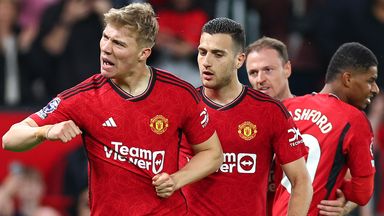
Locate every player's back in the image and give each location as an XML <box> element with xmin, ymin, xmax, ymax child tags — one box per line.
<box><xmin>275</xmin><ymin>93</ymin><xmax>375</xmax><ymax>216</ymax></box>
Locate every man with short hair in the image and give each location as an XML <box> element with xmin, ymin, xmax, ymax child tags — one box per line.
<box><xmin>181</xmin><ymin>18</ymin><xmax>312</xmax><ymax>216</ymax></box>
<box><xmin>270</xmin><ymin>42</ymin><xmax>378</xmax><ymax>216</ymax></box>
<box><xmin>246</xmin><ymin>37</ymin><xmax>377</xmax><ymax>216</ymax></box>
<box><xmin>2</xmin><ymin>3</ymin><xmax>223</xmax><ymax>215</ymax></box>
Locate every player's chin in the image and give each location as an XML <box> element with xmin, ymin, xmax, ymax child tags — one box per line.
<box><xmin>202</xmin><ymin>79</ymin><xmax>214</xmax><ymax>88</ymax></box>
<box><xmin>357</xmin><ymin>102</ymin><xmax>368</xmax><ymax>110</ymax></box>
<box><xmin>100</xmin><ymin>70</ymin><xmax>114</xmax><ymax>78</ymax></box>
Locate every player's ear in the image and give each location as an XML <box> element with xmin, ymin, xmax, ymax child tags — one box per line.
<box><xmin>138</xmin><ymin>47</ymin><xmax>152</xmax><ymax>61</ymax></box>
<box><xmin>235</xmin><ymin>52</ymin><xmax>246</xmax><ymax>69</ymax></box>
<box><xmin>341</xmin><ymin>71</ymin><xmax>352</xmax><ymax>87</ymax></box>
<box><xmin>284</xmin><ymin>61</ymin><xmax>292</xmax><ymax>78</ymax></box>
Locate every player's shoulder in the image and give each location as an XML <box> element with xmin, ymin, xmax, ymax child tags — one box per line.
<box><xmin>153</xmin><ymin>67</ymin><xmax>200</xmax><ymax>103</ymax></box>
<box><xmin>58</xmin><ymin>74</ymin><xmax>108</xmax><ymax>100</ymax></box>
<box><xmin>286</xmin><ymin>93</ymin><xmax>369</xmax><ymax>123</ymax></box>
<box><xmin>283</xmin><ymin>93</ymin><xmax>313</xmax><ymax>105</ymax></box>
<box><xmin>246</xmin><ymin>87</ymin><xmax>291</xmax><ymax>118</ymax></box>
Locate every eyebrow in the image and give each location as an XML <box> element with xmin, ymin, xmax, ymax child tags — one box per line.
<box><xmin>211</xmin><ymin>49</ymin><xmax>225</xmax><ymax>54</ymax></box>
<box><xmin>103</xmin><ymin>32</ymin><xmax>127</xmax><ymax>47</ymax></box>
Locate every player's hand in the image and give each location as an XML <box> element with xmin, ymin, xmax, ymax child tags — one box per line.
<box><xmin>318</xmin><ymin>189</ymin><xmax>347</xmax><ymax>215</ymax></box>
<box><xmin>46</xmin><ymin>120</ymin><xmax>82</xmax><ymax>142</ymax></box>
<box><xmin>152</xmin><ymin>173</ymin><xmax>176</xmax><ymax>198</ymax></box>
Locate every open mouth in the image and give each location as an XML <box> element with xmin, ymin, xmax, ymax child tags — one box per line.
<box><xmin>102</xmin><ymin>57</ymin><xmax>114</xmax><ymax>66</ymax></box>
<box><xmin>258</xmin><ymin>86</ymin><xmax>270</xmax><ymax>91</ymax></box>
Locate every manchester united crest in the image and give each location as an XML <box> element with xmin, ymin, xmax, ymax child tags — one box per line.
<box><xmin>150</xmin><ymin>115</ymin><xmax>169</xmax><ymax>135</ymax></box>
<box><xmin>238</xmin><ymin>121</ymin><xmax>257</xmax><ymax>140</ymax></box>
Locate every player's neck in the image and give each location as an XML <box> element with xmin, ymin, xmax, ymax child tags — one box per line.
<box><xmin>204</xmin><ymin>80</ymin><xmax>243</xmax><ymax>106</ymax></box>
<box><xmin>279</xmin><ymin>89</ymin><xmax>294</xmax><ymax>101</ymax></box>
<box><xmin>111</xmin><ymin>65</ymin><xmax>151</xmax><ymax>96</ymax></box>
<box><xmin>319</xmin><ymin>84</ymin><xmax>345</xmax><ymax>102</ymax></box>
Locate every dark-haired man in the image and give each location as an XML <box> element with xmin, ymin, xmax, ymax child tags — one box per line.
<box><xmin>272</xmin><ymin>42</ymin><xmax>379</xmax><ymax>215</ymax></box>
<box><xmin>180</xmin><ymin>18</ymin><xmax>312</xmax><ymax>216</ymax></box>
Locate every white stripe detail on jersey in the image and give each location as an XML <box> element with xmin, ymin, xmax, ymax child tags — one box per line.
<box><xmin>102</xmin><ymin>117</ymin><xmax>117</xmax><ymax>127</ymax></box>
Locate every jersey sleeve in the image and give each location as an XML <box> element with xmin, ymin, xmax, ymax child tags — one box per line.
<box><xmin>273</xmin><ymin>110</ymin><xmax>308</xmax><ymax>165</ymax></box>
<box><xmin>182</xmin><ymin>97</ymin><xmax>215</xmax><ymax>145</ymax></box>
<box><xmin>344</xmin><ymin>112</ymin><xmax>376</xmax><ymax>177</ymax></box>
<box><xmin>29</xmin><ymin>96</ymin><xmax>72</xmax><ymax>126</ymax></box>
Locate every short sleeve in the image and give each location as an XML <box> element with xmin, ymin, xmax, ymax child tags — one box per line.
<box><xmin>182</xmin><ymin>98</ymin><xmax>215</xmax><ymax>145</ymax></box>
<box><xmin>273</xmin><ymin>113</ymin><xmax>308</xmax><ymax>165</ymax></box>
<box><xmin>30</xmin><ymin>96</ymin><xmax>71</xmax><ymax>126</ymax></box>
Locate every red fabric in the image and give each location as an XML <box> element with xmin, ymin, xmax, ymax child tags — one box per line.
<box><xmin>273</xmin><ymin>94</ymin><xmax>376</xmax><ymax>216</ymax></box>
<box><xmin>341</xmin><ymin>174</ymin><xmax>374</xmax><ymax>205</ymax></box>
<box><xmin>157</xmin><ymin>9</ymin><xmax>208</xmax><ymax>47</ymax></box>
<box><xmin>181</xmin><ymin>87</ymin><xmax>307</xmax><ymax>216</ymax></box>
<box><xmin>30</xmin><ymin>69</ymin><xmax>215</xmax><ymax>215</ymax></box>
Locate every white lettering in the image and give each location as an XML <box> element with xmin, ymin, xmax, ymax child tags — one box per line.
<box><xmin>219</xmin><ymin>163</ymin><xmax>236</xmax><ymax>173</ymax></box>
<box><xmin>223</xmin><ymin>153</ymin><xmax>237</xmax><ymax>163</ymax></box>
<box><xmin>104</xmin><ymin>141</ymin><xmax>164</xmax><ymax>174</ymax></box>
<box><xmin>311</xmin><ymin>111</ymin><xmax>321</xmax><ymax>123</ymax></box>
<box><xmin>301</xmin><ymin>109</ymin><xmax>311</xmax><ymax>120</ymax></box>
<box><xmin>292</xmin><ymin>109</ymin><xmax>333</xmax><ymax>134</ymax></box>
<box><xmin>293</xmin><ymin>109</ymin><xmax>301</xmax><ymax>121</ymax></box>
<box><xmin>215</xmin><ymin>152</ymin><xmax>257</xmax><ymax>174</ymax></box>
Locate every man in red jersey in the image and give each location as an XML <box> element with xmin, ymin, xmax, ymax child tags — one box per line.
<box><xmin>245</xmin><ymin>37</ymin><xmax>378</xmax><ymax>215</ymax></box>
<box><xmin>268</xmin><ymin>42</ymin><xmax>379</xmax><ymax>216</ymax></box>
<box><xmin>2</xmin><ymin>3</ymin><xmax>223</xmax><ymax>215</ymax></box>
<box><xmin>180</xmin><ymin>17</ymin><xmax>312</xmax><ymax>216</ymax></box>
<box><xmin>245</xmin><ymin>36</ymin><xmax>295</xmax><ymax>216</ymax></box>
<box><xmin>246</xmin><ymin>36</ymin><xmax>361</xmax><ymax>216</ymax></box>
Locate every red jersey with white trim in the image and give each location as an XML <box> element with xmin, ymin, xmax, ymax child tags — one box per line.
<box><xmin>180</xmin><ymin>86</ymin><xmax>307</xmax><ymax>216</ymax></box>
<box><xmin>30</xmin><ymin>68</ymin><xmax>215</xmax><ymax>216</ymax></box>
<box><xmin>273</xmin><ymin>93</ymin><xmax>376</xmax><ymax>216</ymax></box>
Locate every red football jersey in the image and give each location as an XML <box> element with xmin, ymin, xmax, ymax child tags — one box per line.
<box><xmin>180</xmin><ymin>86</ymin><xmax>307</xmax><ymax>216</ymax></box>
<box><xmin>273</xmin><ymin>93</ymin><xmax>376</xmax><ymax>216</ymax></box>
<box><xmin>30</xmin><ymin>68</ymin><xmax>215</xmax><ymax>216</ymax></box>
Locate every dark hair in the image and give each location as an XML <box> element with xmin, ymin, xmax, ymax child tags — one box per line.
<box><xmin>245</xmin><ymin>36</ymin><xmax>289</xmax><ymax>64</ymax></box>
<box><xmin>325</xmin><ymin>42</ymin><xmax>378</xmax><ymax>82</ymax></box>
<box><xmin>202</xmin><ymin>17</ymin><xmax>245</xmax><ymax>52</ymax></box>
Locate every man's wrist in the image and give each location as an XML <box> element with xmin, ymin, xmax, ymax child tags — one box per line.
<box><xmin>343</xmin><ymin>201</ymin><xmax>358</xmax><ymax>215</ymax></box>
<box><xmin>34</xmin><ymin>125</ymin><xmax>53</xmax><ymax>141</ymax></box>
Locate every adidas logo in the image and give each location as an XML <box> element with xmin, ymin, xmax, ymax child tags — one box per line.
<box><xmin>102</xmin><ymin>117</ymin><xmax>117</xmax><ymax>127</ymax></box>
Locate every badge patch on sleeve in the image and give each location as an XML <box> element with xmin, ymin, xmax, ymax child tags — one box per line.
<box><xmin>36</xmin><ymin>97</ymin><xmax>61</xmax><ymax>119</ymax></box>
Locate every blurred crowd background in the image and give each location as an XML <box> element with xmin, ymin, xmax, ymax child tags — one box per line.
<box><xmin>0</xmin><ymin>0</ymin><xmax>384</xmax><ymax>215</ymax></box>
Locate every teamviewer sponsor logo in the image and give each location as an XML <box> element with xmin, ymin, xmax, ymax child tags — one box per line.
<box><xmin>104</xmin><ymin>141</ymin><xmax>165</xmax><ymax>174</ymax></box>
<box><xmin>238</xmin><ymin>153</ymin><xmax>256</xmax><ymax>173</ymax></box>
<box><xmin>219</xmin><ymin>152</ymin><xmax>256</xmax><ymax>173</ymax></box>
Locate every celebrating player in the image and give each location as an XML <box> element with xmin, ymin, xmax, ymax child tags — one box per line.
<box><xmin>2</xmin><ymin>3</ymin><xmax>223</xmax><ymax>215</ymax></box>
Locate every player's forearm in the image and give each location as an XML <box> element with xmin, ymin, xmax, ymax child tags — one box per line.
<box><xmin>2</xmin><ymin>123</ymin><xmax>52</xmax><ymax>152</ymax></box>
<box><xmin>171</xmin><ymin>147</ymin><xmax>223</xmax><ymax>190</ymax></box>
<box><xmin>288</xmin><ymin>177</ymin><xmax>313</xmax><ymax>216</ymax></box>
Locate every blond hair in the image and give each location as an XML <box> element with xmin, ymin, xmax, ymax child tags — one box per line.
<box><xmin>104</xmin><ymin>3</ymin><xmax>158</xmax><ymax>48</ymax></box>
